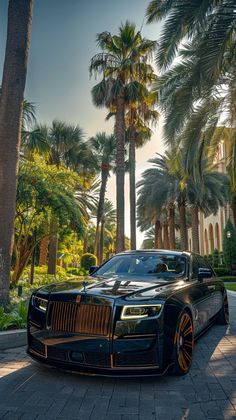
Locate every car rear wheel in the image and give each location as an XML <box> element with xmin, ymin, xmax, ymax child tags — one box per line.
<box><xmin>172</xmin><ymin>311</ymin><xmax>194</xmax><ymax>375</ymax></box>
<box><xmin>216</xmin><ymin>291</ymin><xmax>229</xmax><ymax>325</ymax></box>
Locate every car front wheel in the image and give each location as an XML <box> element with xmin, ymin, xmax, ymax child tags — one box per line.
<box><xmin>172</xmin><ymin>311</ymin><xmax>194</xmax><ymax>375</ymax></box>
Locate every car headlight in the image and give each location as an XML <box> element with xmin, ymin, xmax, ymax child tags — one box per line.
<box><xmin>121</xmin><ymin>304</ymin><xmax>163</xmax><ymax>320</ymax></box>
<box><xmin>32</xmin><ymin>295</ymin><xmax>48</xmax><ymax>312</ymax></box>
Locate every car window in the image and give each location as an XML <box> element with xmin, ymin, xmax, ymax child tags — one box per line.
<box><xmin>93</xmin><ymin>253</ymin><xmax>187</xmax><ymax>280</ymax></box>
<box><xmin>197</xmin><ymin>255</ymin><xmax>214</xmax><ymax>276</ymax></box>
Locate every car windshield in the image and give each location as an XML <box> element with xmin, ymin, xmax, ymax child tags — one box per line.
<box><xmin>93</xmin><ymin>253</ymin><xmax>187</xmax><ymax>279</ymax></box>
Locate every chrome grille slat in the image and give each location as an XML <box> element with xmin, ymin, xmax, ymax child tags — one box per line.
<box><xmin>48</xmin><ymin>301</ymin><xmax>111</xmax><ymax>335</ymax></box>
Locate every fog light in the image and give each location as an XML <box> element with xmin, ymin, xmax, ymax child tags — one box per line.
<box><xmin>70</xmin><ymin>351</ymin><xmax>84</xmax><ymax>362</ymax></box>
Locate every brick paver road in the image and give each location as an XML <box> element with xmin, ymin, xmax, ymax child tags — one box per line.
<box><xmin>0</xmin><ymin>295</ymin><xmax>236</xmax><ymax>420</ymax></box>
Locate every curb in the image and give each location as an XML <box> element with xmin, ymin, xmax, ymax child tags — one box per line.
<box><xmin>0</xmin><ymin>329</ymin><xmax>27</xmax><ymax>350</ymax></box>
<box><xmin>227</xmin><ymin>290</ymin><xmax>236</xmax><ymax>297</ymax></box>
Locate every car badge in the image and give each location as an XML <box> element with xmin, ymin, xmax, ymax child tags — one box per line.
<box><xmin>82</xmin><ymin>281</ymin><xmax>88</xmax><ymax>294</ymax></box>
<box><xmin>76</xmin><ymin>295</ymin><xmax>81</xmax><ymax>304</ymax></box>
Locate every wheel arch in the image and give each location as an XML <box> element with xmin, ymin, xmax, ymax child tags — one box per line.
<box><xmin>162</xmin><ymin>297</ymin><xmax>194</xmax><ymax>367</ymax></box>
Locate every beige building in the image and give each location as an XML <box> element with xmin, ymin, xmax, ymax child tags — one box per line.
<box><xmin>188</xmin><ymin>137</ymin><xmax>232</xmax><ymax>255</ymax></box>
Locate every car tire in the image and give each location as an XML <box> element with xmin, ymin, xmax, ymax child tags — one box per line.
<box><xmin>172</xmin><ymin>311</ymin><xmax>194</xmax><ymax>375</ymax></box>
<box><xmin>216</xmin><ymin>291</ymin><xmax>229</xmax><ymax>325</ymax></box>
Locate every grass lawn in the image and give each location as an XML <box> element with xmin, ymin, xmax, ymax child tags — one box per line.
<box><xmin>225</xmin><ymin>283</ymin><xmax>236</xmax><ymax>292</ymax></box>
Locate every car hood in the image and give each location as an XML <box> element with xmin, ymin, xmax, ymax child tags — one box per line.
<box><xmin>36</xmin><ymin>275</ymin><xmax>185</xmax><ymax>300</ymax></box>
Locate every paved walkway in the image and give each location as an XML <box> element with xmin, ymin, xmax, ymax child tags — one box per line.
<box><xmin>0</xmin><ymin>296</ymin><xmax>236</xmax><ymax>420</ymax></box>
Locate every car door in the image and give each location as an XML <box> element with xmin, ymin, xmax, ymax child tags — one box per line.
<box><xmin>197</xmin><ymin>255</ymin><xmax>220</xmax><ymax>318</ymax></box>
<box><xmin>190</xmin><ymin>255</ymin><xmax>214</xmax><ymax>333</ymax></box>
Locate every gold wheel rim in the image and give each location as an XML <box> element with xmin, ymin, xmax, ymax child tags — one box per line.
<box><xmin>176</xmin><ymin>313</ymin><xmax>194</xmax><ymax>373</ymax></box>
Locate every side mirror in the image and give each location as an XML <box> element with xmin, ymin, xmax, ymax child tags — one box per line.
<box><xmin>89</xmin><ymin>265</ymin><xmax>98</xmax><ymax>275</ymax></box>
<box><xmin>198</xmin><ymin>267</ymin><xmax>212</xmax><ymax>281</ymax></box>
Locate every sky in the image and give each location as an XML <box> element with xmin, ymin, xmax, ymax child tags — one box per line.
<box><xmin>0</xmin><ymin>0</ymin><xmax>164</xmax><ymax>247</ymax></box>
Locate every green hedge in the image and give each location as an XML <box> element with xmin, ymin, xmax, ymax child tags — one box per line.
<box><xmin>214</xmin><ymin>267</ymin><xmax>229</xmax><ymax>276</ymax></box>
<box><xmin>220</xmin><ymin>276</ymin><xmax>236</xmax><ymax>282</ymax></box>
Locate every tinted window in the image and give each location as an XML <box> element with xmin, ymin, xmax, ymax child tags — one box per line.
<box><xmin>93</xmin><ymin>253</ymin><xmax>187</xmax><ymax>280</ymax></box>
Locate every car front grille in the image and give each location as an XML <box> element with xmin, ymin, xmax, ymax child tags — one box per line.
<box><xmin>47</xmin><ymin>301</ymin><xmax>111</xmax><ymax>336</ymax></box>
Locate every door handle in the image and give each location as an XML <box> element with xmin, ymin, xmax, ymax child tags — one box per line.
<box><xmin>208</xmin><ymin>285</ymin><xmax>215</xmax><ymax>291</ymax></box>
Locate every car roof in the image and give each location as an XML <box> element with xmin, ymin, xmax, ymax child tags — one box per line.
<box><xmin>116</xmin><ymin>249</ymin><xmax>191</xmax><ymax>257</ymax></box>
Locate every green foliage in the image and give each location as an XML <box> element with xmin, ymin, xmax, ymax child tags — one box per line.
<box><xmin>213</xmin><ymin>249</ymin><xmax>220</xmax><ymax>268</ymax></box>
<box><xmin>223</xmin><ymin>219</ymin><xmax>236</xmax><ymax>268</ymax></box>
<box><xmin>225</xmin><ymin>284</ymin><xmax>236</xmax><ymax>291</ymax></box>
<box><xmin>0</xmin><ymin>301</ymin><xmax>28</xmax><ymax>331</ymax></box>
<box><xmin>221</xmin><ymin>276</ymin><xmax>236</xmax><ymax>282</ymax></box>
<box><xmin>214</xmin><ymin>267</ymin><xmax>229</xmax><ymax>277</ymax></box>
<box><xmin>206</xmin><ymin>254</ymin><xmax>213</xmax><ymax>266</ymax></box>
<box><xmin>22</xmin><ymin>265</ymin><xmax>69</xmax><ymax>282</ymax></box>
<box><xmin>81</xmin><ymin>253</ymin><xmax>97</xmax><ymax>271</ymax></box>
<box><xmin>66</xmin><ymin>267</ymin><xmax>87</xmax><ymax>276</ymax></box>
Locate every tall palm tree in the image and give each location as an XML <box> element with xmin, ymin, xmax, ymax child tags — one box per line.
<box><xmin>126</xmin><ymin>89</ymin><xmax>158</xmax><ymax>249</ymax></box>
<box><xmin>89</xmin><ymin>132</ymin><xmax>116</xmax><ymax>257</ymax></box>
<box><xmin>0</xmin><ymin>0</ymin><xmax>33</xmax><ymax>305</ymax></box>
<box><xmin>90</xmin><ymin>21</ymin><xmax>157</xmax><ymax>252</ymax></box>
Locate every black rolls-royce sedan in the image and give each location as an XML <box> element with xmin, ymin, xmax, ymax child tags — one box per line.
<box><xmin>27</xmin><ymin>250</ymin><xmax>229</xmax><ymax>376</ymax></box>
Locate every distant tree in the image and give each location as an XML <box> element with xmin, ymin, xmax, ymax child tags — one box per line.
<box><xmin>223</xmin><ymin>219</ymin><xmax>236</xmax><ymax>271</ymax></box>
<box><xmin>89</xmin><ymin>133</ymin><xmax>116</xmax><ymax>258</ymax></box>
<box><xmin>12</xmin><ymin>160</ymin><xmax>85</xmax><ymax>282</ymax></box>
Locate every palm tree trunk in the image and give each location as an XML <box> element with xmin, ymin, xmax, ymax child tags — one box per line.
<box><xmin>94</xmin><ymin>167</ymin><xmax>109</xmax><ymax>257</ymax></box>
<box><xmin>154</xmin><ymin>219</ymin><xmax>160</xmax><ymax>248</ymax></box>
<box><xmin>39</xmin><ymin>235</ymin><xmax>49</xmax><ymax>266</ymax></box>
<box><xmin>168</xmin><ymin>205</ymin><xmax>175</xmax><ymax>249</ymax></box>
<box><xmin>129</xmin><ymin>129</ymin><xmax>136</xmax><ymax>250</ymax></box>
<box><xmin>191</xmin><ymin>204</ymin><xmax>199</xmax><ymax>253</ymax></box>
<box><xmin>83</xmin><ymin>235</ymin><xmax>88</xmax><ymax>254</ymax></box>
<box><xmin>115</xmin><ymin>94</ymin><xmax>125</xmax><ymax>252</ymax></box>
<box><xmin>98</xmin><ymin>217</ymin><xmax>105</xmax><ymax>265</ymax></box>
<box><xmin>163</xmin><ymin>221</ymin><xmax>170</xmax><ymax>249</ymax></box>
<box><xmin>47</xmin><ymin>217</ymin><xmax>58</xmax><ymax>275</ymax></box>
<box><xmin>158</xmin><ymin>224</ymin><xmax>163</xmax><ymax>249</ymax></box>
<box><xmin>178</xmin><ymin>200</ymin><xmax>188</xmax><ymax>250</ymax></box>
<box><xmin>0</xmin><ymin>0</ymin><xmax>33</xmax><ymax>306</ymax></box>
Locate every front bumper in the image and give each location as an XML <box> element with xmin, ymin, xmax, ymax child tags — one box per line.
<box><xmin>27</xmin><ymin>295</ymin><xmax>166</xmax><ymax>376</ymax></box>
<box><xmin>27</xmin><ymin>326</ymin><xmax>165</xmax><ymax>376</ymax></box>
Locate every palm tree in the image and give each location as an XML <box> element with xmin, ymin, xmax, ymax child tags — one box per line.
<box><xmin>98</xmin><ymin>199</ymin><xmax>116</xmax><ymax>265</ymax></box>
<box><xmin>0</xmin><ymin>0</ymin><xmax>33</xmax><ymax>305</ymax></box>
<box><xmin>90</xmin><ymin>21</ymin><xmax>157</xmax><ymax>252</ymax></box>
<box><xmin>126</xmin><ymin>89</ymin><xmax>158</xmax><ymax>249</ymax></box>
<box><xmin>187</xmin><ymin>163</ymin><xmax>230</xmax><ymax>253</ymax></box>
<box><xmin>89</xmin><ymin>132</ymin><xmax>116</xmax><ymax>257</ymax></box>
<box><xmin>23</xmin><ymin>120</ymin><xmax>95</xmax><ymax>274</ymax></box>
<box><xmin>147</xmin><ymin>1</ymin><xmax>236</xmax><ymax>164</ymax></box>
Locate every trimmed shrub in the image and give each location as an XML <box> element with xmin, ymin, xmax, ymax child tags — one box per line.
<box><xmin>213</xmin><ymin>249</ymin><xmax>220</xmax><ymax>268</ymax></box>
<box><xmin>81</xmin><ymin>253</ymin><xmax>97</xmax><ymax>271</ymax></box>
<box><xmin>223</xmin><ymin>219</ymin><xmax>236</xmax><ymax>269</ymax></box>
<box><xmin>220</xmin><ymin>276</ymin><xmax>236</xmax><ymax>282</ymax></box>
<box><xmin>214</xmin><ymin>267</ymin><xmax>229</xmax><ymax>277</ymax></box>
